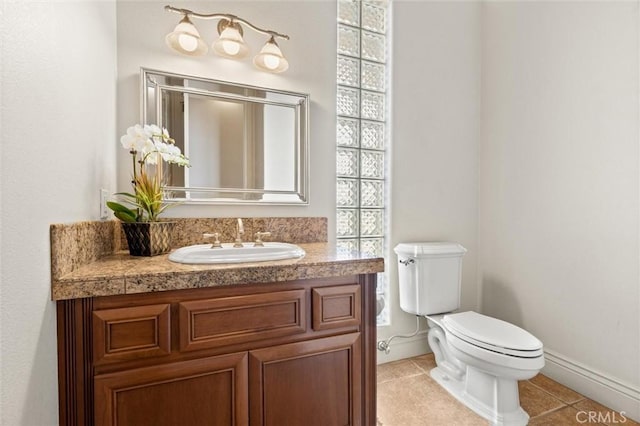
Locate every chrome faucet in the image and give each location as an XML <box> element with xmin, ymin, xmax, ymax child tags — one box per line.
<box><xmin>234</xmin><ymin>218</ymin><xmax>245</xmax><ymax>247</ymax></box>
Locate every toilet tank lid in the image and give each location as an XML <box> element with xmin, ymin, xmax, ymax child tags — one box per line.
<box><xmin>394</xmin><ymin>242</ymin><xmax>467</xmax><ymax>257</ymax></box>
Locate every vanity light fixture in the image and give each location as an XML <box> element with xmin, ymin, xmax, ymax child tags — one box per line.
<box><xmin>164</xmin><ymin>5</ymin><xmax>290</xmax><ymax>73</ymax></box>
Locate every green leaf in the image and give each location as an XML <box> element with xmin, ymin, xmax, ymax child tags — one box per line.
<box><xmin>114</xmin><ymin>211</ymin><xmax>137</xmax><ymax>222</ymax></box>
<box><xmin>106</xmin><ymin>201</ymin><xmax>137</xmax><ymax>222</ymax></box>
<box><xmin>106</xmin><ymin>201</ymin><xmax>133</xmax><ymax>213</ymax></box>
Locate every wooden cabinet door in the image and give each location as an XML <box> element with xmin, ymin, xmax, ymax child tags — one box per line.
<box><xmin>94</xmin><ymin>352</ymin><xmax>248</xmax><ymax>426</ymax></box>
<box><xmin>249</xmin><ymin>333</ymin><xmax>362</xmax><ymax>426</ymax></box>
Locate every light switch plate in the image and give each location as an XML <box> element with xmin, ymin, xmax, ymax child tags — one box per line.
<box><xmin>100</xmin><ymin>189</ymin><xmax>109</xmax><ymax>220</ymax></box>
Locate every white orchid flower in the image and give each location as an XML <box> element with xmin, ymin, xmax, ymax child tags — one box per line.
<box><xmin>144</xmin><ymin>124</ymin><xmax>162</xmax><ymax>136</ymax></box>
<box><xmin>168</xmin><ymin>144</ymin><xmax>181</xmax><ymax>155</ymax></box>
<box><xmin>154</xmin><ymin>140</ymin><xmax>169</xmax><ymax>153</ymax></box>
<box><xmin>120</xmin><ymin>125</ymin><xmax>190</xmax><ymax>171</ymax></box>
<box><xmin>139</xmin><ymin>138</ymin><xmax>155</xmax><ymax>157</ymax></box>
<box><xmin>120</xmin><ymin>124</ymin><xmax>149</xmax><ymax>152</ymax></box>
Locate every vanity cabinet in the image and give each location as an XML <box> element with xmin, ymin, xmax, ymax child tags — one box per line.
<box><xmin>57</xmin><ymin>275</ymin><xmax>377</xmax><ymax>426</ymax></box>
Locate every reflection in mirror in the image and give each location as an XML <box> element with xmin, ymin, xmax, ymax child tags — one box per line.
<box><xmin>141</xmin><ymin>68</ymin><xmax>309</xmax><ymax>204</ymax></box>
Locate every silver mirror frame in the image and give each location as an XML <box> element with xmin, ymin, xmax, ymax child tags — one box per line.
<box><xmin>140</xmin><ymin>68</ymin><xmax>310</xmax><ymax>205</ymax></box>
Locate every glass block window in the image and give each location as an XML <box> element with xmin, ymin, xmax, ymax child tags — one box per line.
<box><xmin>337</xmin><ymin>0</ymin><xmax>390</xmax><ymax>326</ymax></box>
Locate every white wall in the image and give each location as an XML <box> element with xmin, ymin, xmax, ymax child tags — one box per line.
<box><xmin>116</xmin><ymin>1</ymin><xmax>336</xmax><ymax>236</ymax></box>
<box><xmin>378</xmin><ymin>0</ymin><xmax>482</xmax><ymax>362</ymax></box>
<box><xmin>480</xmin><ymin>1</ymin><xmax>640</xmax><ymax>416</ymax></box>
<box><xmin>0</xmin><ymin>1</ymin><xmax>117</xmax><ymax>424</ymax></box>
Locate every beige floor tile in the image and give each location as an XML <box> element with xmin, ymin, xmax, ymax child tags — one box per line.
<box><xmin>410</xmin><ymin>353</ymin><xmax>437</xmax><ymax>373</ymax></box>
<box><xmin>377</xmin><ymin>373</ymin><xmax>489</xmax><ymax>426</ymax></box>
<box><xmin>529</xmin><ymin>406</ymin><xmax>602</xmax><ymax>425</ymax></box>
<box><xmin>573</xmin><ymin>399</ymin><xmax>640</xmax><ymax>426</ymax></box>
<box><xmin>377</xmin><ymin>355</ymin><xmax>633</xmax><ymax>426</ymax></box>
<box><xmin>377</xmin><ymin>359</ymin><xmax>424</xmax><ymax>384</ymax></box>
<box><xmin>518</xmin><ymin>381</ymin><xmax>566</xmax><ymax>418</ymax></box>
<box><xmin>529</xmin><ymin>374</ymin><xmax>585</xmax><ymax>404</ymax></box>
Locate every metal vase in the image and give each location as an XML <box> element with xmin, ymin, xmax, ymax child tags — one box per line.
<box><xmin>121</xmin><ymin>222</ymin><xmax>174</xmax><ymax>256</ymax></box>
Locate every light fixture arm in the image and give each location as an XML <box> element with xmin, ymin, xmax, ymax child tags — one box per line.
<box><xmin>164</xmin><ymin>5</ymin><xmax>290</xmax><ymax>41</ymax></box>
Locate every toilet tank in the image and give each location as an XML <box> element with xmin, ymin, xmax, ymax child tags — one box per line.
<box><xmin>394</xmin><ymin>242</ymin><xmax>467</xmax><ymax>315</ymax></box>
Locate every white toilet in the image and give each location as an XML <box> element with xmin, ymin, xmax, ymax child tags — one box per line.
<box><xmin>394</xmin><ymin>242</ymin><xmax>544</xmax><ymax>426</ymax></box>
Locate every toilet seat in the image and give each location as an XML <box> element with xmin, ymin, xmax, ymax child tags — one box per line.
<box><xmin>446</xmin><ymin>330</ymin><xmax>546</xmax><ymax>373</ymax></box>
<box><xmin>443</xmin><ymin>311</ymin><xmax>543</xmax><ymax>358</ymax></box>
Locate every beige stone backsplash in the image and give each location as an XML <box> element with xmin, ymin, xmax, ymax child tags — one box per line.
<box><xmin>52</xmin><ymin>217</ymin><xmax>328</xmax><ymax>280</ymax></box>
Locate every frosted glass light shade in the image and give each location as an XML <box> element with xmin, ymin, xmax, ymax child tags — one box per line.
<box><xmin>165</xmin><ymin>16</ymin><xmax>208</xmax><ymax>56</ymax></box>
<box><xmin>253</xmin><ymin>38</ymin><xmax>289</xmax><ymax>73</ymax></box>
<box><xmin>212</xmin><ymin>24</ymin><xmax>249</xmax><ymax>59</ymax></box>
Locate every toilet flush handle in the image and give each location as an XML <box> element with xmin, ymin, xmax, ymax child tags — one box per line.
<box><xmin>399</xmin><ymin>258</ymin><xmax>415</xmax><ymax>266</ymax></box>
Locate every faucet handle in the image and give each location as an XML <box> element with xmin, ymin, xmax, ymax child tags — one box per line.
<box><xmin>203</xmin><ymin>232</ymin><xmax>222</xmax><ymax>248</ymax></box>
<box><xmin>254</xmin><ymin>231</ymin><xmax>272</xmax><ymax>247</ymax></box>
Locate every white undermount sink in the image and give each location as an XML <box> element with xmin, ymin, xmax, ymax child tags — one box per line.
<box><xmin>168</xmin><ymin>242</ymin><xmax>306</xmax><ymax>264</ymax></box>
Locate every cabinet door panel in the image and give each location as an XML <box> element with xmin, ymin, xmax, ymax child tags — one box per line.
<box><xmin>180</xmin><ymin>290</ymin><xmax>306</xmax><ymax>352</ymax></box>
<box><xmin>249</xmin><ymin>333</ymin><xmax>361</xmax><ymax>426</ymax></box>
<box><xmin>94</xmin><ymin>352</ymin><xmax>248</xmax><ymax>426</ymax></box>
<box><xmin>93</xmin><ymin>304</ymin><xmax>171</xmax><ymax>364</ymax></box>
<box><xmin>312</xmin><ymin>285</ymin><xmax>361</xmax><ymax>331</ymax></box>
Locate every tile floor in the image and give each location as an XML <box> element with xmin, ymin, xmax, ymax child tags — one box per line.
<box><xmin>377</xmin><ymin>354</ymin><xmax>639</xmax><ymax>426</ymax></box>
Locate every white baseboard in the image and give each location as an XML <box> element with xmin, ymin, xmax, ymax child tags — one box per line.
<box><xmin>543</xmin><ymin>349</ymin><xmax>640</xmax><ymax>422</ymax></box>
<box><xmin>376</xmin><ymin>331</ymin><xmax>430</xmax><ymax>364</ymax></box>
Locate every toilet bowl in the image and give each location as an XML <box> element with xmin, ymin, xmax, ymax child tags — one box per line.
<box><xmin>428</xmin><ymin>312</ymin><xmax>544</xmax><ymax>426</ymax></box>
<box><xmin>394</xmin><ymin>243</ymin><xmax>544</xmax><ymax>426</ymax></box>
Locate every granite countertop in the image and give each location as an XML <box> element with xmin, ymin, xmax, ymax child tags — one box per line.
<box><xmin>51</xmin><ymin>242</ymin><xmax>385</xmax><ymax>301</ymax></box>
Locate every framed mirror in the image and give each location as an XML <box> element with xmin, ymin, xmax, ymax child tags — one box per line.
<box><xmin>141</xmin><ymin>68</ymin><xmax>310</xmax><ymax>204</ymax></box>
